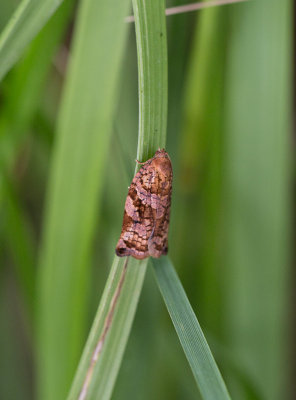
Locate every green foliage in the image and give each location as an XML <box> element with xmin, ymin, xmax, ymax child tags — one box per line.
<box><xmin>0</xmin><ymin>0</ymin><xmax>293</xmax><ymax>399</ymax></box>
<box><xmin>36</xmin><ymin>0</ymin><xmax>131</xmax><ymax>398</ymax></box>
<box><xmin>0</xmin><ymin>0</ymin><xmax>66</xmax><ymax>80</ymax></box>
<box><xmin>223</xmin><ymin>1</ymin><xmax>292</xmax><ymax>398</ymax></box>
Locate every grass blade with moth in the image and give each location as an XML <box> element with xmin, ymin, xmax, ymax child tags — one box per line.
<box><xmin>67</xmin><ymin>0</ymin><xmax>168</xmax><ymax>399</ymax></box>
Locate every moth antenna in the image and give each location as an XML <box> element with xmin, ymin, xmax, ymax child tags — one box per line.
<box><xmin>135</xmin><ymin>159</ymin><xmax>146</xmax><ymax>165</ymax></box>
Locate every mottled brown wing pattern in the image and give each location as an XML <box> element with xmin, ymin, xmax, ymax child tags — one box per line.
<box><xmin>115</xmin><ymin>149</ymin><xmax>172</xmax><ymax>260</ymax></box>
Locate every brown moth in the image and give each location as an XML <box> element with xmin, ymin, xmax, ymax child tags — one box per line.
<box><xmin>116</xmin><ymin>148</ymin><xmax>173</xmax><ymax>260</ymax></box>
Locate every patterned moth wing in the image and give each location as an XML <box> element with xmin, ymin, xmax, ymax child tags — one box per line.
<box><xmin>115</xmin><ymin>149</ymin><xmax>173</xmax><ymax>260</ymax></box>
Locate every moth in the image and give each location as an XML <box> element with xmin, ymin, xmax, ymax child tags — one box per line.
<box><xmin>116</xmin><ymin>148</ymin><xmax>173</xmax><ymax>260</ymax></box>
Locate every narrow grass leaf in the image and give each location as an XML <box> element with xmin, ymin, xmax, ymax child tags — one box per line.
<box><xmin>152</xmin><ymin>257</ymin><xmax>231</xmax><ymax>400</ymax></box>
<box><xmin>37</xmin><ymin>0</ymin><xmax>131</xmax><ymax>399</ymax></box>
<box><xmin>0</xmin><ymin>0</ymin><xmax>66</xmax><ymax>81</ymax></box>
<box><xmin>67</xmin><ymin>257</ymin><xmax>147</xmax><ymax>400</ymax></box>
<box><xmin>0</xmin><ymin>0</ymin><xmax>74</xmax><ymax>174</ymax></box>
<box><xmin>133</xmin><ymin>0</ymin><xmax>168</xmax><ymax>161</ymax></box>
<box><xmin>178</xmin><ymin>2</ymin><xmax>228</xmax><ymax>333</ymax></box>
<box><xmin>0</xmin><ymin>5</ymin><xmax>74</xmax><ymax>315</ymax></box>
<box><xmin>223</xmin><ymin>0</ymin><xmax>292</xmax><ymax>398</ymax></box>
<box><xmin>67</xmin><ymin>0</ymin><xmax>168</xmax><ymax>399</ymax></box>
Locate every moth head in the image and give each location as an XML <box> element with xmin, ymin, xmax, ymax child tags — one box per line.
<box><xmin>153</xmin><ymin>154</ymin><xmax>172</xmax><ymax>177</ymax></box>
<box><xmin>155</xmin><ymin>148</ymin><xmax>168</xmax><ymax>158</ymax></box>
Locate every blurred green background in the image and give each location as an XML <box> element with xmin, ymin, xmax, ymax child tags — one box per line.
<box><xmin>0</xmin><ymin>0</ymin><xmax>293</xmax><ymax>399</ymax></box>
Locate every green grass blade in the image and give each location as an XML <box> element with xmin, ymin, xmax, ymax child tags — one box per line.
<box><xmin>37</xmin><ymin>0</ymin><xmax>131</xmax><ymax>399</ymax></box>
<box><xmin>0</xmin><ymin>2</ymin><xmax>19</xmax><ymax>32</ymax></box>
<box><xmin>223</xmin><ymin>1</ymin><xmax>292</xmax><ymax>398</ymax></box>
<box><xmin>67</xmin><ymin>0</ymin><xmax>168</xmax><ymax>399</ymax></box>
<box><xmin>177</xmin><ymin>4</ymin><xmax>227</xmax><ymax>332</ymax></box>
<box><xmin>133</xmin><ymin>0</ymin><xmax>168</xmax><ymax>161</ymax></box>
<box><xmin>0</xmin><ymin>0</ymin><xmax>74</xmax><ymax>173</ymax></box>
<box><xmin>67</xmin><ymin>257</ymin><xmax>147</xmax><ymax>400</ymax></box>
<box><xmin>152</xmin><ymin>257</ymin><xmax>231</xmax><ymax>400</ymax></box>
<box><xmin>0</xmin><ymin>0</ymin><xmax>65</xmax><ymax>81</ymax></box>
<box><xmin>0</xmin><ymin>6</ymin><xmax>73</xmax><ymax>313</ymax></box>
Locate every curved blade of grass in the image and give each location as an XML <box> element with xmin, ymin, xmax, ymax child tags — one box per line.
<box><xmin>152</xmin><ymin>257</ymin><xmax>231</xmax><ymax>400</ymax></box>
<box><xmin>37</xmin><ymin>0</ymin><xmax>131</xmax><ymax>399</ymax></box>
<box><xmin>67</xmin><ymin>1</ymin><xmax>168</xmax><ymax>399</ymax></box>
<box><xmin>0</xmin><ymin>0</ymin><xmax>66</xmax><ymax>81</ymax></box>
